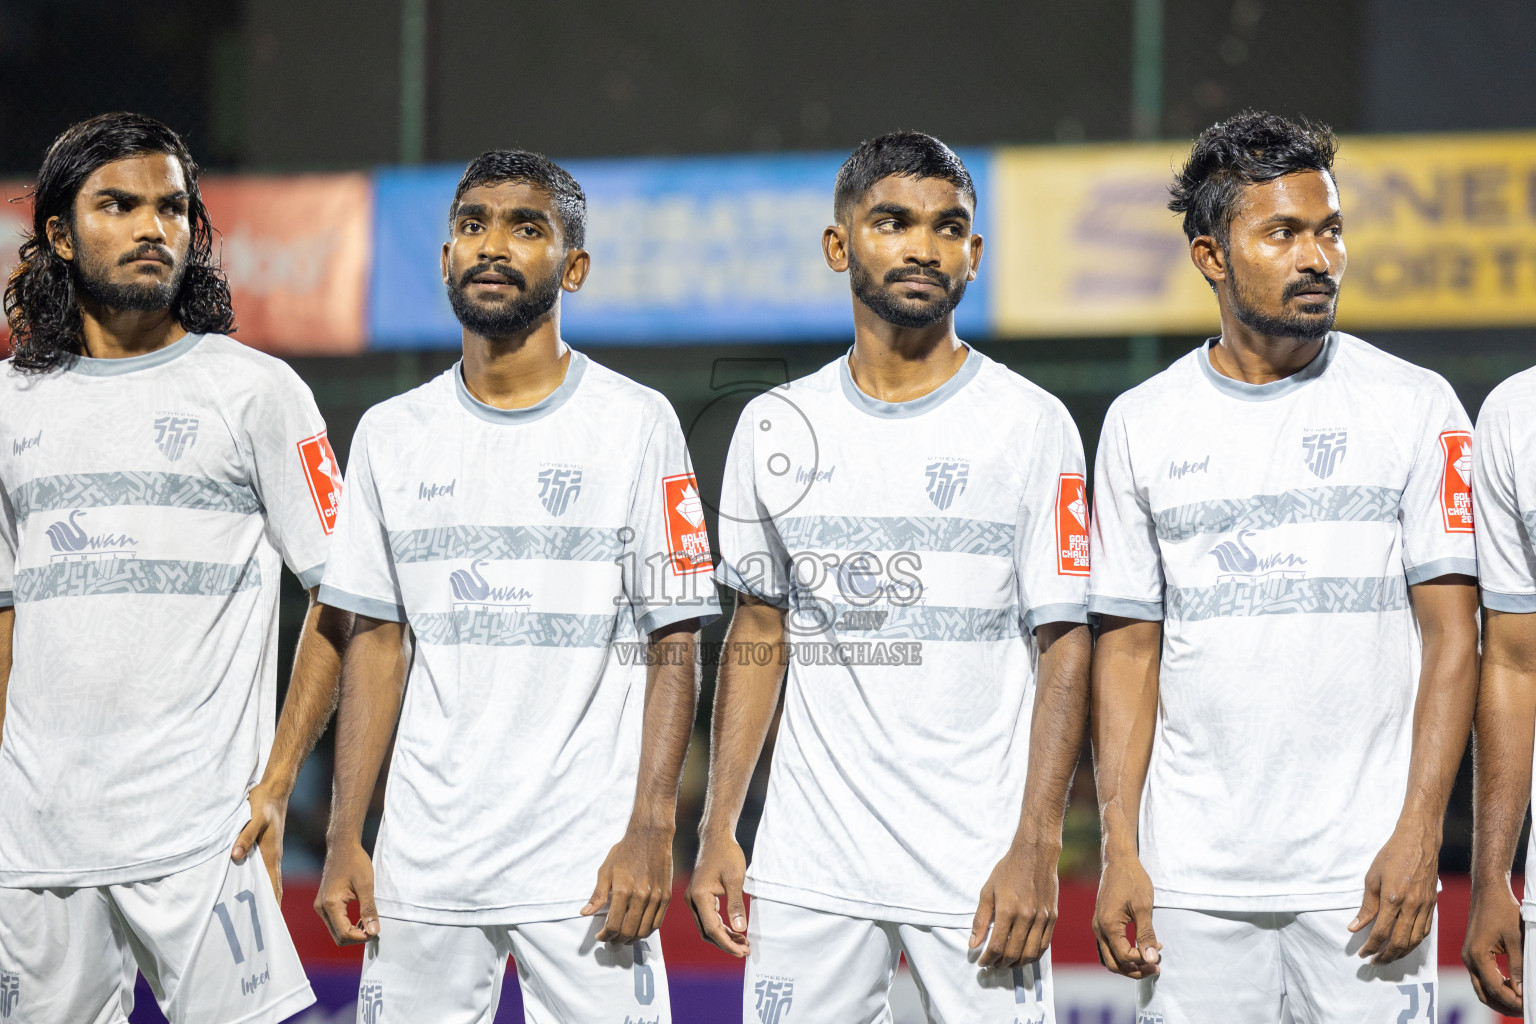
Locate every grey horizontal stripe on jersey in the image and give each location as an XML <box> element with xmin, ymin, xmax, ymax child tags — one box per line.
<box><xmin>10</xmin><ymin>471</ymin><xmax>261</xmax><ymax>522</ymax></box>
<box><xmin>318</xmin><ymin>584</ymin><xmax>407</xmax><ymax>623</ymax></box>
<box><xmin>389</xmin><ymin>525</ymin><xmax>624</xmax><ymax>564</ymax></box>
<box><xmin>1404</xmin><ymin>557</ymin><xmax>1477</xmax><ymax>585</ymax></box>
<box><xmin>413</xmin><ymin>608</ymin><xmax>617</xmax><ymax>647</ymax></box>
<box><xmin>1153</xmin><ymin>486</ymin><xmax>1402</xmax><ymax>544</ymax></box>
<box><xmin>1484</xmin><ymin>589</ymin><xmax>1536</xmax><ymax>613</ymax></box>
<box><xmin>792</xmin><ymin>600</ymin><xmax>1022</xmax><ymax>642</ymax></box>
<box><xmin>1165</xmin><ymin>575</ymin><xmax>1408</xmax><ymax>622</ymax></box>
<box><xmin>14</xmin><ymin>556</ymin><xmax>262</xmax><ymax>603</ymax></box>
<box><xmin>775</xmin><ymin>515</ymin><xmax>1014</xmax><ymax>556</ymax></box>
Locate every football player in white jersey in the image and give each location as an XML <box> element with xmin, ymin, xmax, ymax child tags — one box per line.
<box><xmin>1089</xmin><ymin>112</ymin><xmax>1480</xmax><ymax>1021</ymax></box>
<box><xmin>1461</xmin><ymin>367</ymin><xmax>1536</xmax><ymax>1019</ymax></box>
<box><xmin>314</xmin><ymin>150</ymin><xmax>719</xmax><ymax>1023</ymax></box>
<box><xmin>0</xmin><ymin>113</ymin><xmax>351</xmax><ymax>1024</ymax></box>
<box><xmin>687</xmin><ymin>131</ymin><xmax>1092</xmax><ymax>1023</ymax></box>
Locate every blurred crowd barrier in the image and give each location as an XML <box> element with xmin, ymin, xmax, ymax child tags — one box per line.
<box><xmin>4</xmin><ymin>131</ymin><xmax>1535</xmax><ymax>354</ymax></box>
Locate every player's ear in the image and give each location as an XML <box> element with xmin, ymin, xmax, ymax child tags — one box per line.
<box><xmin>562</xmin><ymin>247</ymin><xmax>591</xmax><ymax>293</ymax></box>
<box><xmin>46</xmin><ymin>215</ymin><xmax>74</xmax><ymax>262</ymax></box>
<box><xmin>967</xmin><ymin>232</ymin><xmax>984</xmax><ymax>282</ymax></box>
<box><xmin>440</xmin><ymin>242</ymin><xmax>451</xmax><ymax>286</ymax></box>
<box><xmin>823</xmin><ymin>224</ymin><xmax>850</xmax><ymax>273</ymax></box>
<box><xmin>1191</xmin><ymin>235</ymin><xmax>1226</xmax><ymax>288</ymax></box>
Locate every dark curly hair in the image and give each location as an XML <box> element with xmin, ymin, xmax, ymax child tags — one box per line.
<box><xmin>4</xmin><ymin>112</ymin><xmax>234</xmax><ymax>374</ymax></box>
<box><xmin>1168</xmin><ymin>110</ymin><xmax>1338</xmax><ymax>248</ymax></box>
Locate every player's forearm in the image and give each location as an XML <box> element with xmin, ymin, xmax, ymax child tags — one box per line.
<box><xmin>0</xmin><ymin>607</ymin><xmax>12</xmax><ymax>746</ymax></box>
<box><xmin>261</xmin><ymin>592</ymin><xmax>353</xmax><ymax>795</ymax></box>
<box><xmin>1398</xmin><ymin>582</ymin><xmax>1480</xmax><ymax>831</ymax></box>
<box><xmin>629</xmin><ymin>624</ymin><xmax>701</xmax><ymax>833</ymax></box>
<box><xmin>327</xmin><ymin>617</ymin><xmax>407</xmax><ymax>846</ymax></box>
<box><xmin>1470</xmin><ymin>613</ymin><xmax>1536</xmax><ymax>888</ymax></box>
<box><xmin>1092</xmin><ymin>618</ymin><xmax>1162</xmax><ymax>860</ymax></box>
<box><xmin>698</xmin><ymin>598</ymin><xmax>787</xmax><ymax>840</ymax></box>
<box><xmin>1012</xmin><ymin>621</ymin><xmax>1092</xmax><ymax>848</ymax></box>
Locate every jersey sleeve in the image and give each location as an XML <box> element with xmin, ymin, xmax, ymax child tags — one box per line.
<box><xmin>714</xmin><ymin>401</ymin><xmax>792</xmax><ymax>608</ymax></box>
<box><xmin>0</xmin><ymin>484</ymin><xmax>15</xmax><ymax>609</ymax></box>
<box><xmin>1399</xmin><ymin>377</ymin><xmax>1477</xmax><ymax>584</ymax></box>
<box><xmin>622</xmin><ymin>398</ymin><xmax>722</xmax><ymax>636</ymax></box>
<box><xmin>317</xmin><ymin>417</ymin><xmax>406</xmax><ymax>623</ymax></box>
<box><xmin>1473</xmin><ymin>389</ymin><xmax>1536</xmax><ymax>611</ymax></box>
<box><xmin>1015</xmin><ymin>400</ymin><xmax>1091</xmax><ymax>633</ymax></box>
<box><xmin>245</xmin><ymin>363</ymin><xmax>341</xmax><ymax>589</ymax></box>
<box><xmin>1087</xmin><ymin>400</ymin><xmax>1164</xmax><ymax>621</ymax></box>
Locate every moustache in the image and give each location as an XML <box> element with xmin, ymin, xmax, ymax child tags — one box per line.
<box><xmin>118</xmin><ymin>244</ymin><xmax>175</xmax><ymax>267</ymax></box>
<box><xmin>884</xmin><ymin>267</ymin><xmax>951</xmax><ymax>289</ymax></box>
<box><xmin>458</xmin><ymin>262</ymin><xmax>528</xmax><ymax>290</ymax></box>
<box><xmin>1282</xmin><ymin>274</ymin><xmax>1338</xmax><ymax>303</ymax></box>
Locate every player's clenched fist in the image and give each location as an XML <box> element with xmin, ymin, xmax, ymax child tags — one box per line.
<box><xmin>687</xmin><ymin>834</ymin><xmax>749</xmax><ymax>958</ymax></box>
<box><xmin>1092</xmin><ymin>854</ymin><xmax>1161</xmax><ymax>980</ymax></box>
<box><xmin>316</xmin><ymin>842</ymin><xmax>379</xmax><ymax>946</ymax></box>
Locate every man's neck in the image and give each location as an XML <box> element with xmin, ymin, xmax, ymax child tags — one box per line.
<box><xmin>1211</xmin><ymin>307</ymin><xmax>1326</xmax><ymax>385</ymax></box>
<box><xmin>847</xmin><ymin>306</ymin><xmax>967</xmax><ymax>404</ymax></box>
<box><xmin>79</xmin><ymin>301</ymin><xmax>185</xmax><ymax>359</ymax></box>
<box><xmin>461</xmin><ymin>320</ymin><xmax>570</xmax><ymax>410</ymax></box>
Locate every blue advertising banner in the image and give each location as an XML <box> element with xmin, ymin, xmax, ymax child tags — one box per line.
<box><xmin>369</xmin><ymin>151</ymin><xmax>991</xmax><ymax>348</ymax></box>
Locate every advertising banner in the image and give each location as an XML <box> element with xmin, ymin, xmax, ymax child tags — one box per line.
<box><xmin>990</xmin><ymin>132</ymin><xmax>1536</xmax><ymax>337</ymax></box>
<box><xmin>369</xmin><ymin>151</ymin><xmax>990</xmax><ymax>347</ymax></box>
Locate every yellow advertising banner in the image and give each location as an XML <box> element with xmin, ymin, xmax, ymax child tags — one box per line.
<box><xmin>990</xmin><ymin>132</ymin><xmax>1536</xmax><ymax>336</ymax></box>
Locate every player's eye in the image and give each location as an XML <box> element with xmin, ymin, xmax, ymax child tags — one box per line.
<box><xmin>516</xmin><ymin>224</ymin><xmax>541</xmax><ymax>238</ymax></box>
<box><xmin>461</xmin><ymin>220</ymin><xmax>483</xmax><ymax>233</ymax></box>
<box><xmin>1272</xmin><ymin>228</ymin><xmax>1293</xmax><ymax>240</ymax></box>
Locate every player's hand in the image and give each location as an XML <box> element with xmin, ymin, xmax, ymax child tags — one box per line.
<box><xmin>1092</xmin><ymin>853</ymin><xmax>1161</xmax><ymax>979</ymax></box>
<box><xmin>686</xmin><ymin>831</ymin><xmax>750</xmax><ymax>958</ymax></box>
<box><xmin>232</xmin><ymin>777</ymin><xmax>289</xmax><ymax>904</ymax></box>
<box><xmin>316</xmin><ymin>841</ymin><xmax>379</xmax><ymax>946</ymax></box>
<box><xmin>1461</xmin><ymin>882</ymin><xmax>1524</xmax><ymax>1015</ymax></box>
<box><xmin>970</xmin><ymin>838</ymin><xmax>1060</xmax><ymax>968</ymax></box>
<box><xmin>582</xmin><ymin>822</ymin><xmax>674</xmax><ymax>943</ymax></box>
<box><xmin>1350</xmin><ymin>820</ymin><xmax>1439</xmax><ymax>963</ymax></box>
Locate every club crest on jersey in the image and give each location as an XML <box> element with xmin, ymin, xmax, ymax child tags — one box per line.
<box><xmin>1301</xmin><ymin>428</ymin><xmax>1347</xmax><ymax>479</ymax></box>
<box><xmin>754</xmin><ymin>976</ymin><xmax>794</xmax><ymax>1024</ymax></box>
<box><xmin>924</xmin><ymin>460</ymin><xmax>969</xmax><ymax>511</ymax></box>
<box><xmin>358</xmin><ymin>980</ymin><xmax>383</xmax><ymax>1024</ymax></box>
<box><xmin>537</xmin><ymin>465</ymin><xmax>583</xmax><ymax>516</ymax></box>
<box><xmin>152</xmin><ymin>414</ymin><xmax>199</xmax><ymax>461</ymax></box>
<box><xmin>1439</xmin><ymin>430</ymin><xmax>1474</xmax><ymax>533</ymax></box>
<box><xmin>0</xmin><ymin>971</ymin><xmax>18</xmax><ymax>1019</ymax></box>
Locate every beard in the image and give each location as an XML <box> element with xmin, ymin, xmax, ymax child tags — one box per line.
<box><xmin>1229</xmin><ymin>264</ymin><xmax>1338</xmax><ymax>342</ymax></box>
<box><xmin>73</xmin><ymin>241</ymin><xmax>185</xmax><ymax>312</ymax></box>
<box><xmin>446</xmin><ymin>261</ymin><xmax>562</xmax><ymax>337</ymax></box>
<box><xmin>849</xmin><ymin>250</ymin><xmax>968</xmax><ymax>329</ymax></box>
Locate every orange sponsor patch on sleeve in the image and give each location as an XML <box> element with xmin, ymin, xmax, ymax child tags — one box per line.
<box><xmin>297</xmin><ymin>431</ymin><xmax>342</xmax><ymax>535</ymax></box>
<box><xmin>662</xmin><ymin>472</ymin><xmax>713</xmax><ymax>575</ymax></box>
<box><xmin>1438</xmin><ymin>430</ymin><xmax>1473</xmax><ymax>533</ymax></box>
<box><xmin>1056</xmin><ymin>472</ymin><xmax>1090</xmax><ymax>576</ymax></box>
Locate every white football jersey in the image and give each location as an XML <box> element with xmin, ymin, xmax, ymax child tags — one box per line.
<box><xmin>1471</xmin><ymin>366</ymin><xmax>1536</xmax><ymax>919</ymax></box>
<box><xmin>1089</xmin><ymin>332</ymin><xmax>1476</xmax><ymax>910</ymax></box>
<box><xmin>0</xmin><ymin>333</ymin><xmax>338</xmax><ymax>887</ymax></box>
<box><xmin>715</xmin><ymin>346</ymin><xmax>1090</xmax><ymax>926</ymax></box>
<box><xmin>319</xmin><ymin>351</ymin><xmax>720</xmax><ymax>925</ymax></box>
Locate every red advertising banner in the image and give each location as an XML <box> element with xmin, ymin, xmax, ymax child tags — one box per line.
<box><xmin>0</xmin><ymin>180</ymin><xmax>30</xmax><ymax>354</ymax></box>
<box><xmin>201</xmin><ymin>174</ymin><xmax>371</xmax><ymax>355</ymax></box>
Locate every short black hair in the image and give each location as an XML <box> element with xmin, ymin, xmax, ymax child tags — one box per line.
<box><xmin>450</xmin><ymin>150</ymin><xmax>587</xmax><ymax>250</ymax></box>
<box><xmin>1169</xmin><ymin>111</ymin><xmax>1338</xmax><ymax>247</ymax></box>
<box><xmin>833</xmin><ymin>131</ymin><xmax>975</xmax><ymax>222</ymax></box>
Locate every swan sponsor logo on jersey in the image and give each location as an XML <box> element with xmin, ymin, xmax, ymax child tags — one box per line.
<box><xmin>753</xmin><ymin>975</ymin><xmax>794</xmax><ymax>1023</ymax></box>
<box><xmin>43</xmin><ymin>510</ymin><xmax>138</xmax><ymax>561</ymax></box>
<box><xmin>1439</xmin><ymin>430</ymin><xmax>1474</xmax><ymax>533</ymax></box>
<box><xmin>1207</xmin><ymin>529</ymin><xmax>1307</xmax><ymax>582</ymax></box>
<box><xmin>663</xmin><ymin>472</ymin><xmax>713</xmax><ymax>575</ymax></box>
<box><xmin>0</xmin><ymin>971</ymin><xmax>18</xmax><ymax>1019</ymax></box>
<box><xmin>448</xmin><ymin>560</ymin><xmax>534</xmax><ymax>607</ymax></box>
<box><xmin>537</xmin><ymin>464</ymin><xmax>583</xmax><ymax>516</ymax></box>
<box><xmin>1056</xmin><ymin>472</ymin><xmax>1090</xmax><ymax>576</ymax></box>
<box><xmin>924</xmin><ymin>459</ymin><xmax>969</xmax><ymax>511</ymax></box>
<box><xmin>1301</xmin><ymin>428</ymin><xmax>1348</xmax><ymax>479</ymax></box>
<box><xmin>297</xmin><ymin>431</ymin><xmax>342</xmax><ymax>534</ymax></box>
<box><xmin>152</xmin><ymin>413</ymin><xmax>199</xmax><ymax>461</ymax></box>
